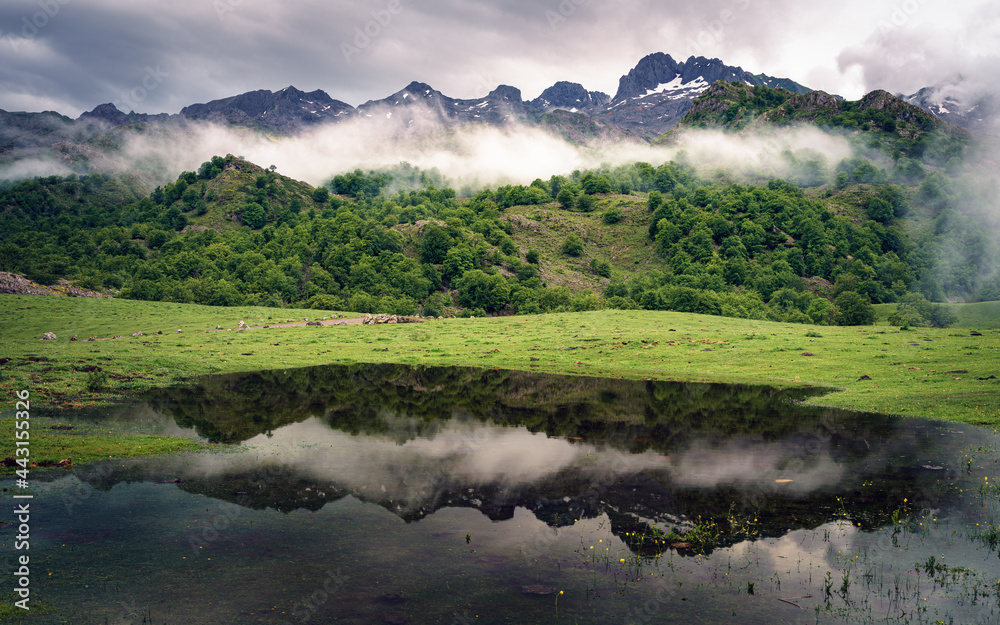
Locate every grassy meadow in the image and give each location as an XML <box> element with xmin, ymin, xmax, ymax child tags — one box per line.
<box><xmin>1</xmin><ymin>295</ymin><xmax>997</xmax><ymax>433</ymax></box>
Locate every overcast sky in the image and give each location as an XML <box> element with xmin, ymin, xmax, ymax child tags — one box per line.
<box><xmin>0</xmin><ymin>0</ymin><xmax>996</xmax><ymax>116</ymax></box>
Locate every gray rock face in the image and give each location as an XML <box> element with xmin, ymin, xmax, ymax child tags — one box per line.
<box><xmin>1</xmin><ymin>51</ymin><xmax>823</xmax><ymax>173</ymax></box>
<box><xmin>901</xmin><ymin>81</ymin><xmax>998</xmax><ymax>134</ymax></box>
<box><xmin>530</xmin><ymin>82</ymin><xmax>610</xmax><ymax>111</ymax></box>
<box><xmin>612</xmin><ymin>52</ymin><xmax>686</xmax><ymax>103</ymax></box>
<box><xmin>356</xmin><ymin>81</ymin><xmax>531</xmax><ymax>127</ymax></box>
<box><xmin>180</xmin><ymin>86</ymin><xmax>354</xmax><ymax>133</ymax></box>
<box><xmin>77</xmin><ymin>103</ymin><xmax>170</xmax><ymax>127</ymax></box>
<box><xmin>600</xmin><ymin>53</ymin><xmax>811</xmax><ymax>138</ymax></box>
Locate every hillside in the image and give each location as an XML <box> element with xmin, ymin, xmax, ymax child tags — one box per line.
<box><xmin>3</xmin><ymin>146</ymin><xmax>996</xmax><ymax>329</ymax></box>
<box><xmin>663</xmin><ymin>82</ymin><xmax>972</xmax><ymax>165</ymax></box>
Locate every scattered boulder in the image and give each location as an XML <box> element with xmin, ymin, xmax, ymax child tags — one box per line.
<box><xmin>216</xmin><ymin>325</ymin><xmax>221</xmax><ymax>330</ymax></box>
<box><xmin>857</xmin><ymin>375</ymin><xmax>872</xmax><ymax>381</ymax></box>
<box><xmin>86</xmin><ymin>336</ymin><xmax>97</xmax><ymax>342</ymax></box>
<box><xmin>41</xmin><ymin>332</ymin><xmax>56</xmax><ymax>340</ymax></box>
<box><xmin>132</xmin><ymin>331</ymin><xmax>143</xmax><ymax>337</ymax></box>
<box><xmin>70</xmin><ymin>335</ymin><xmax>78</xmax><ymax>341</ymax></box>
<box><xmin>176</xmin><ymin>329</ymin><xmax>183</xmax><ymax>333</ymax></box>
<box><xmin>362</xmin><ymin>314</ymin><xmax>425</xmax><ymax>325</ymax></box>
<box><xmin>238</xmin><ymin>320</ymin><xmax>246</xmax><ymax>328</ymax></box>
<box><xmin>802</xmin><ymin>352</ymin><xmax>815</xmax><ymax>357</ymax></box>
<box><xmin>306</xmin><ymin>321</ymin><xmax>323</xmax><ymax>326</ymax></box>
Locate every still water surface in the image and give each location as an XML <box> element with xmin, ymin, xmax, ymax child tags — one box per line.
<box><xmin>6</xmin><ymin>364</ymin><xmax>1000</xmax><ymax>624</ymax></box>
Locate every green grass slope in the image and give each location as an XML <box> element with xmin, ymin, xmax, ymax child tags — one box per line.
<box><xmin>1</xmin><ymin>296</ymin><xmax>997</xmax><ymax>426</ymax></box>
<box><xmin>876</xmin><ymin>301</ymin><xmax>1000</xmax><ymax>329</ymax></box>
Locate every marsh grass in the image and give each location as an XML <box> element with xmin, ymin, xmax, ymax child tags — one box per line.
<box><xmin>0</xmin><ymin>415</ymin><xmax>204</xmax><ymax>473</ymax></box>
<box><xmin>0</xmin><ymin>295</ymin><xmax>997</xmax><ymax>425</ymax></box>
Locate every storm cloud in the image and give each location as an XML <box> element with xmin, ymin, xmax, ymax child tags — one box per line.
<box><xmin>0</xmin><ymin>0</ymin><xmax>995</xmax><ymax>117</ymax></box>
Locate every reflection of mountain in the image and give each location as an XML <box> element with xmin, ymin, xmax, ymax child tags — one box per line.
<box><xmin>69</xmin><ymin>414</ymin><xmax>962</xmax><ymax>558</ymax></box>
<box><xmin>74</xmin><ymin>364</ymin><xmax>968</xmax><ymax>556</ymax></box>
<box><xmin>145</xmin><ymin>362</ymin><xmax>848</xmax><ymax>447</ymax></box>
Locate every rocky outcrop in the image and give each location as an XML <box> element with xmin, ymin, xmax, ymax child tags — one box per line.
<box><xmin>0</xmin><ymin>272</ymin><xmax>114</xmax><ymax>298</ymax></box>
<box><xmin>530</xmin><ymin>82</ymin><xmax>610</xmax><ymax>111</ymax></box>
<box><xmin>362</xmin><ymin>314</ymin><xmax>425</xmax><ymax>325</ymax></box>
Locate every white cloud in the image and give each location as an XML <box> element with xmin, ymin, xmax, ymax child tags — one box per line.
<box><xmin>0</xmin><ymin>0</ymin><xmax>994</xmax><ymax>116</ymax></box>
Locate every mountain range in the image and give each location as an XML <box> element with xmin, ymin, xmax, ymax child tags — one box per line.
<box><xmin>899</xmin><ymin>77</ymin><xmax>999</xmax><ymax>135</ymax></box>
<box><xmin>56</xmin><ymin>53</ymin><xmax>812</xmax><ymax>139</ymax></box>
<box><xmin>0</xmin><ymin>51</ymin><xmax>985</xmax><ymax>186</ymax></box>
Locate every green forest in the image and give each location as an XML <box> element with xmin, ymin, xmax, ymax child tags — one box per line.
<box><xmin>1</xmin><ymin>83</ymin><xmax>997</xmax><ymax>329</ymax></box>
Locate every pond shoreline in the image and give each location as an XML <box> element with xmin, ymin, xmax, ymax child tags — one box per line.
<box><xmin>1</xmin><ymin>296</ymin><xmax>998</xmax><ymax>434</ymax></box>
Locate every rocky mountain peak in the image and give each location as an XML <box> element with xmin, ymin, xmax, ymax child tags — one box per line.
<box><xmin>78</xmin><ymin>103</ymin><xmax>130</xmax><ymax>125</ymax></box>
<box><xmin>488</xmin><ymin>85</ymin><xmax>522</xmax><ymax>103</ymax></box>
<box><xmin>531</xmin><ymin>81</ymin><xmax>610</xmax><ymax>111</ymax></box>
<box><xmin>613</xmin><ymin>52</ymin><xmax>685</xmax><ymax>102</ymax></box>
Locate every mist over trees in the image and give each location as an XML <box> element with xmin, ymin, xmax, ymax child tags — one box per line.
<box><xmin>0</xmin><ymin>141</ymin><xmax>995</xmax><ymax>327</ymax></box>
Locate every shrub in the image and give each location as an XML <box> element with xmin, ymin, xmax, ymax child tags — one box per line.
<box><xmin>576</xmin><ymin>194</ymin><xmax>597</xmax><ymax>212</ymax></box>
<box><xmin>307</xmin><ymin>294</ymin><xmax>344</xmax><ymax>310</ymax></box>
<box><xmin>833</xmin><ymin>291</ymin><xmax>875</xmax><ymax>326</ymax></box>
<box><xmin>86</xmin><ymin>370</ymin><xmax>108</xmax><ymax>392</ymax></box>
<box><xmin>561</xmin><ymin>234</ymin><xmax>585</xmax><ymax>256</ymax></box>
<box><xmin>590</xmin><ymin>258</ymin><xmax>612</xmax><ymax>277</ymax></box>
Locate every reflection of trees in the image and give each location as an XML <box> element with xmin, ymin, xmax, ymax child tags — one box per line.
<box><xmin>144</xmin><ymin>362</ymin><xmax>894</xmax><ymax>455</ymax></box>
<box><xmin>133</xmin><ymin>363</ymin><xmax>966</xmax><ymax>557</ymax></box>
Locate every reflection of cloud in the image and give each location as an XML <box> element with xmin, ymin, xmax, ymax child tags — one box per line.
<box><xmin>400</xmin><ymin>422</ymin><xmax>584</xmax><ymax>482</ymax></box>
<box><xmin>132</xmin><ymin>414</ymin><xmax>869</xmax><ymax>523</ymax></box>
<box><xmin>728</xmin><ymin>519</ymin><xmax>858</xmax><ymax>586</ymax></box>
<box><xmin>668</xmin><ymin>440</ymin><xmax>844</xmax><ymax>495</ymax></box>
<box><xmin>139</xmin><ymin>417</ymin><xmax>674</xmax><ymax>516</ymax></box>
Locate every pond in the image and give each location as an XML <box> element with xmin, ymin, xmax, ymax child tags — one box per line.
<box><xmin>6</xmin><ymin>363</ymin><xmax>1000</xmax><ymax>624</ymax></box>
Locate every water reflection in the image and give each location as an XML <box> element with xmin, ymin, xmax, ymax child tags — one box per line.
<box><xmin>85</xmin><ymin>364</ymin><xmax>966</xmax><ymax>543</ymax></box>
<box><xmin>11</xmin><ymin>363</ymin><xmax>999</xmax><ymax>624</ymax></box>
